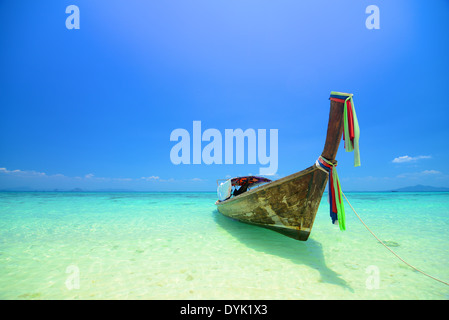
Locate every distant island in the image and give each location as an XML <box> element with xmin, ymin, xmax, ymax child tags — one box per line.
<box><xmin>391</xmin><ymin>185</ymin><xmax>449</xmax><ymax>192</ymax></box>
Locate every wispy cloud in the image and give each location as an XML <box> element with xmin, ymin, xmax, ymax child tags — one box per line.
<box><xmin>392</xmin><ymin>155</ymin><xmax>431</xmax><ymax>163</ymax></box>
<box><xmin>421</xmin><ymin>170</ymin><xmax>441</xmax><ymax>175</ymax></box>
<box><xmin>1</xmin><ymin>166</ymin><xmax>168</xmax><ymax>183</ymax></box>
<box><xmin>397</xmin><ymin>170</ymin><xmax>442</xmax><ymax>179</ymax></box>
<box><xmin>140</xmin><ymin>176</ymin><xmax>178</xmax><ymax>182</ymax></box>
<box><xmin>1</xmin><ymin>166</ymin><xmax>207</xmax><ymax>191</ymax></box>
<box><xmin>0</xmin><ymin>167</ymin><xmax>47</xmax><ymax>176</ymax></box>
<box><xmin>141</xmin><ymin>176</ymin><xmax>160</xmax><ymax>181</ymax></box>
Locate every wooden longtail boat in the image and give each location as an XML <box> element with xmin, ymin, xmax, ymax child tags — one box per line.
<box><xmin>216</xmin><ymin>92</ymin><xmax>359</xmax><ymax>241</ymax></box>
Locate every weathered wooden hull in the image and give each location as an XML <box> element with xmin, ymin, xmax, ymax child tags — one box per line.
<box><xmin>216</xmin><ymin>164</ymin><xmax>328</xmax><ymax>241</ymax></box>
<box><xmin>216</xmin><ymin>97</ymin><xmax>347</xmax><ymax>241</ymax></box>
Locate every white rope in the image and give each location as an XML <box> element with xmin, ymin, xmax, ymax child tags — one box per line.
<box><xmin>342</xmin><ymin>192</ymin><xmax>449</xmax><ymax>287</ymax></box>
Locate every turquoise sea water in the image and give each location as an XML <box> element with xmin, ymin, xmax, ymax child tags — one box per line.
<box><xmin>0</xmin><ymin>191</ymin><xmax>448</xmax><ymax>300</ymax></box>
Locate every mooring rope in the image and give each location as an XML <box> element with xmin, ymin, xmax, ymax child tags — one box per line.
<box><xmin>341</xmin><ymin>192</ymin><xmax>449</xmax><ymax>287</ymax></box>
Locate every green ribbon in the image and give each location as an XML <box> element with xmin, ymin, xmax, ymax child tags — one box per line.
<box><xmin>331</xmin><ymin>91</ymin><xmax>361</xmax><ymax>167</ymax></box>
<box><xmin>319</xmin><ymin>155</ymin><xmax>346</xmax><ymax>231</ymax></box>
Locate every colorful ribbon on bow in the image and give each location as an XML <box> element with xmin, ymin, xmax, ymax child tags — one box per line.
<box><xmin>330</xmin><ymin>91</ymin><xmax>361</xmax><ymax>167</ymax></box>
<box><xmin>315</xmin><ymin>91</ymin><xmax>361</xmax><ymax>230</ymax></box>
<box><xmin>316</xmin><ymin>156</ymin><xmax>346</xmax><ymax>231</ymax></box>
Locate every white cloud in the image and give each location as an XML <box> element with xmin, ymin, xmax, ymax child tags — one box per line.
<box><xmin>0</xmin><ymin>167</ymin><xmax>46</xmax><ymax>176</ymax></box>
<box><xmin>0</xmin><ymin>167</ymin><xmax>23</xmax><ymax>174</ymax></box>
<box><xmin>397</xmin><ymin>170</ymin><xmax>442</xmax><ymax>178</ymax></box>
<box><xmin>141</xmin><ymin>176</ymin><xmax>160</xmax><ymax>181</ymax></box>
<box><xmin>421</xmin><ymin>170</ymin><xmax>441</xmax><ymax>175</ymax></box>
<box><xmin>1</xmin><ymin>166</ymin><xmax>183</xmax><ymax>187</ymax></box>
<box><xmin>392</xmin><ymin>155</ymin><xmax>431</xmax><ymax>163</ymax></box>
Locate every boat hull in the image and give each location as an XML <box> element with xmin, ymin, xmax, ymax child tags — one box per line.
<box><xmin>216</xmin><ymin>164</ymin><xmax>328</xmax><ymax>241</ymax></box>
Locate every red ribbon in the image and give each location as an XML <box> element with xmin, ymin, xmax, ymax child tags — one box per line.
<box><xmin>330</xmin><ymin>97</ymin><xmax>355</xmax><ymax>147</ymax></box>
<box><xmin>318</xmin><ymin>156</ymin><xmax>340</xmax><ymax>215</ymax></box>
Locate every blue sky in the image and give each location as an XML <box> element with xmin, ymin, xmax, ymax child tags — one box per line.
<box><xmin>1</xmin><ymin>0</ymin><xmax>448</xmax><ymax>191</ymax></box>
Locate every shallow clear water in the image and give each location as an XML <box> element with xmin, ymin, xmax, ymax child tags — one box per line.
<box><xmin>0</xmin><ymin>191</ymin><xmax>448</xmax><ymax>299</ymax></box>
